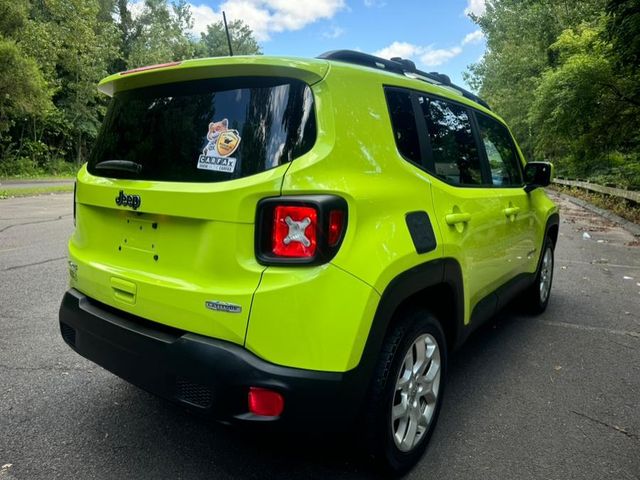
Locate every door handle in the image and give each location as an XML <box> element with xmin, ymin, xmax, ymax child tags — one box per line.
<box><xmin>445</xmin><ymin>212</ymin><xmax>471</xmax><ymax>226</ymax></box>
<box><xmin>503</xmin><ymin>206</ymin><xmax>520</xmax><ymax>217</ymax></box>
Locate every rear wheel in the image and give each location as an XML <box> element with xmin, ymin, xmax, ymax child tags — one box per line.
<box><xmin>364</xmin><ymin>310</ymin><xmax>447</xmax><ymax>475</ymax></box>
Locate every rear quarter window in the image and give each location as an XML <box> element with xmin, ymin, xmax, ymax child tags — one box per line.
<box><xmin>88</xmin><ymin>77</ymin><xmax>316</xmax><ymax>182</ymax></box>
<box><xmin>385</xmin><ymin>88</ymin><xmax>421</xmax><ymax>164</ymax></box>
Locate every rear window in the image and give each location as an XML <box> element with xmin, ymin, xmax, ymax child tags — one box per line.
<box><xmin>88</xmin><ymin>77</ymin><xmax>316</xmax><ymax>182</ymax></box>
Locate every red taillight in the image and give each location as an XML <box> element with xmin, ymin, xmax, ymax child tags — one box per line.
<box><xmin>328</xmin><ymin>210</ymin><xmax>344</xmax><ymax>247</ymax></box>
<box><xmin>248</xmin><ymin>387</ymin><xmax>284</xmax><ymax>417</ymax></box>
<box><xmin>272</xmin><ymin>205</ymin><xmax>318</xmax><ymax>258</ymax></box>
<box><xmin>256</xmin><ymin>196</ymin><xmax>347</xmax><ymax>265</ymax></box>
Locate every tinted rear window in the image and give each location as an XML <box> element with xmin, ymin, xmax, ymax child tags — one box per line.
<box><xmin>88</xmin><ymin>77</ymin><xmax>316</xmax><ymax>182</ymax></box>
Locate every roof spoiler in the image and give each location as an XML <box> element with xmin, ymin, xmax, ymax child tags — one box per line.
<box><xmin>98</xmin><ymin>56</ymin><xmax>329</xmax><ymax>96</ymax></box>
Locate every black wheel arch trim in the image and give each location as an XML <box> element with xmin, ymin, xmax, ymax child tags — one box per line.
<box><xmin>350</xmin><ymin>258</ymin><xmax>464</xmax><ymax>396</ymax></box>
<box><xmin>544</xmin><ymin>212</ymin><xmax>560</xmax><ymax>244</ymax></box>
<box><xmin>539</xmin><ymin>212</ymin><xmax>559</xmax><ymax>268</ymax></box>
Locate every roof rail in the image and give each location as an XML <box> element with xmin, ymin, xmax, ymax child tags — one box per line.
<box><xmin>317</xmin><ymin>49</ymin><xmax>491</xmax><ymax>111</ymax></box>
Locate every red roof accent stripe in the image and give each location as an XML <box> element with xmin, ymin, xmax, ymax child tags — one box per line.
<box><xmin>120</xmin><ymin>61</ymin><xmax>182</xmax><ymax>75</ymax></box>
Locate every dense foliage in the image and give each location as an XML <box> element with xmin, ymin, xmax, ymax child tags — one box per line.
<box><xmin>0</xmin><ymin>0</ymin><xmax>260</xmax><ymax>176</ymax></box>
<box><xmin>466</xmin><ymin>0</ymin><xmax>640</xmax><ymax>189</ymax></box>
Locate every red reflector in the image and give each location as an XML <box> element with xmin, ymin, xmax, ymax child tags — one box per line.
<box><xmin>328</xmin><ymin>210</ymin><xmax>344</xmax><ymax>246</ymax></box>
<box><xmin>120</xmin><ymin>61</ymin><xmax>182</xmax><ymax>75</ymax></box>
<box><xmin>248</xmin><ymin>387</ymin><xmax>284</xmax><ymax>417</ymax></box>
<box><xmin>272</xmin><ymin>205</ymin><xmax>317</xmax><ymax>258</ymax></box>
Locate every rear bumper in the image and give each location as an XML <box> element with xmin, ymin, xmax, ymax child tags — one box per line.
<box><xmin>59</xmin><ymin>289</ymin><xmax>365</xmax><ymax>429</ymax></box>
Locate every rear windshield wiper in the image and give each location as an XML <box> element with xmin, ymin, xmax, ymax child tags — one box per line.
<box><xmin>94</xmin><ymin>160</ymin><xmax>142</xmax><ymax>174</ymax></box>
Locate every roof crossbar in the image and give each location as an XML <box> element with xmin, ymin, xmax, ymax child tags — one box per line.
<box><xmin>317</xmin><ymin>49</ymin><xmax>491</xmax><ymax>110</ymax></box>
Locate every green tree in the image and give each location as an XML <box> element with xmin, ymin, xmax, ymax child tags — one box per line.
<box><xmin>112</xmin><ymin>0</ymin><xmax>140</xmax><ymax>72</ymax></box>
<box><xmin>465</xmin><ymin>0</ymin><xmax>606</xmax><ymax>159</ymax></box>
<box><xmin>605</xmin><ymin>0</ymin><xmax>640</xmax><ymax>71</ymax></box>
<box><xmin>127</xmin><ymin>0</ymin><xmax>195</xmax><ymax>68</ymax></box>
<box><xmin>0</xmin><ymin>0</ymin><xmax>50</xmax><ymax>140</ymax></box>
<box><xmin>467</xmin><ymin>0</ymin><xmax>640</xmax><ymax>187</ymax></box>
<box><xmin>0</xmin><ymin>0</ymin><xmax>28</xmax><ymax>36</ymax></box>
<box><xmin>197</xmin><ymin>19</ymin><xmax>262</xmax><ymax>57</ymax></box>
<box><xmin>22</xmin><ymin>0</ymin><xmax>118</xmax><ymax>163</ymax></box>
<box><xmin>0</xmin><ymin>42</ymin><xmax>50</xmax><ymax>136</ymax></box>
<box><xmin>530</xmin><ymin>21</ymin><xmax>638</xmax><ymax>175</ymax></box>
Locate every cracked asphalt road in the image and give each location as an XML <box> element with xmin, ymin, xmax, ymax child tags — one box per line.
<box><xmin>1</xmin><ymin>192</ymin><xmax>639</xmax><ymax>479</ymax></box>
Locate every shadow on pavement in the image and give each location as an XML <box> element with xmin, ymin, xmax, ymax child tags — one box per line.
<box><xmin>64</xmin><ymin>305</ymin><xmax>534</xmax><ymax>480</ymax></box>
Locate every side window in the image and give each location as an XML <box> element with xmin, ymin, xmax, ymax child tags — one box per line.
<box><xmin>476</xmin><ymin>113</ymin><xmax>524</xmax><ymax>187</ymax></box>
<box><xmin>418</xmin><ymin>96</ymin><xmax>483</xmax><ymax>186</ymax></box>
<box><xmin>385</xmin><ymin>88</ymin><xmax>421</xmax><ymax>164</ymax></box>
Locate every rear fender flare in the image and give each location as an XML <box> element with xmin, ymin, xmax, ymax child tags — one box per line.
<box><xmin>347</xmin><ymin>258</ymin><xmax>464</xmax><ymax>406</ymax></box>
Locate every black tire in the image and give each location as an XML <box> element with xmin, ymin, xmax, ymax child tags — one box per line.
<box><xmin>363</xmin><ymin>310</ymin><xmax>447</xmax><ymax>475</ymax></box>
<box><xmin>522</xmin><ymin>238</ymin><xmax>554</xmax><ymax>314</ymax></box>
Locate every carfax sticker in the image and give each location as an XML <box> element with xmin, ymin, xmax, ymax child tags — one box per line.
<box><xmin>197</xmin><ymin>155</ymin><xmax>237</xmax><ymax>172</ymax></box>
<box><xmin>197</xmin><ymin>118</ymin><xmax>241</xmax><ymax>173</ymax></box>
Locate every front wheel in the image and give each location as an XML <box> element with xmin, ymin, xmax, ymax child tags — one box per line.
<box><xmin>523</xmin><ymin>238</ymin><xmax>554</xmax><ymax>314</ymax></box>
<box><xmin>364</xmin><ymin>310</ymin><xmax>447</xmax><ymax>474</ymax></box>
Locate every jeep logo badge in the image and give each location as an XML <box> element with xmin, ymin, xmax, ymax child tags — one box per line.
<box><xmin>115</xmin><ymin>190</ymin><xmax>141</xmax><ymax>210</ymax></box>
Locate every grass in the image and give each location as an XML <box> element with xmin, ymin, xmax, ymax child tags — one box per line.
<box><xmin>0</xmin><ymin>184</ymin><xmax>74</xmax><ymax>199</ymax></box>
<box><xmin>551</xmin><ymin>185</ymin><xmax>640</xmax><ymax>225</ymax></box>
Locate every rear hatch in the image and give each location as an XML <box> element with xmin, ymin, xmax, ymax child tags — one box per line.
<box><xmin>70</xmin><ymin>58</ymin><xmax>326</xmax><ymax>345</ymax></box>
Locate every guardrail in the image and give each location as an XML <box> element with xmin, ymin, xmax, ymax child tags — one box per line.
<box><xmin>552</xmin><ymin>178</ymin><xmax>640</xmax><ymax>203</ymax></box>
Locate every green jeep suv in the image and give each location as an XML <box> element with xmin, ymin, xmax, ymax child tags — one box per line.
<box><xmin>59</xmin><ymin>50</ymin><xmax>558</xmax><ymax>473</ymax></box>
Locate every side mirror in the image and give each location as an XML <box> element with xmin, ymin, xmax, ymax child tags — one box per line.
<box><xmin>524</xmin><ymin>162</ymin><xmax>553</xmax><ymax>193</ymax></box>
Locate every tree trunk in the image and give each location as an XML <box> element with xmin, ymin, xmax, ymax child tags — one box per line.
<box><xmin>77</xmin><ymin>131</ymin><xmax>82</xmax><ymax>165</ymax></box>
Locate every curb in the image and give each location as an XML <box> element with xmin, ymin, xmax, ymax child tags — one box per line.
<box><xmin>554</xmin><ymin>190</ymin><xmax>640</xmax><ymax>237</ymax></box>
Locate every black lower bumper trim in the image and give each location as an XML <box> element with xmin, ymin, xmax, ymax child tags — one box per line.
<box><xmin>59</xmin><ymin>289</ymin><xmax>366</xmax><ymax>429</ymax></box>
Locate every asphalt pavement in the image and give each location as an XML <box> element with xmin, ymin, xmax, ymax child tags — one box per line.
<box><xmin>0</xmin><ymin>192</ymin><xmax>638</xmax><ymax>479</ymax></box>
<box><xmin>0</xmin><ymin>179</ymin><xmax>74</xmax><ymax>190</ymax></box>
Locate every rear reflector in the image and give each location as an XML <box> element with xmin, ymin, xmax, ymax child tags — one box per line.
<box><xmin>248</xmin><ymin>387</ymin><xmax>284</xmax><ymax>417</ymax></box>
<box><xmin>272</xmin><ymin>205</ymin><xmax>318</xmax><ymax>258</ymax></box>
<box><xmin>328</xmin><ymin>210</ymin><xmax>344</xmax><ymax>247</ymax></box>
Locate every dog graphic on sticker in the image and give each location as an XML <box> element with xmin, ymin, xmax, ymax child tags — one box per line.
<box><xmin>203</xmin><ymin>119</ymin><xmax>241</xmax><ymax>158</ymax></box>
